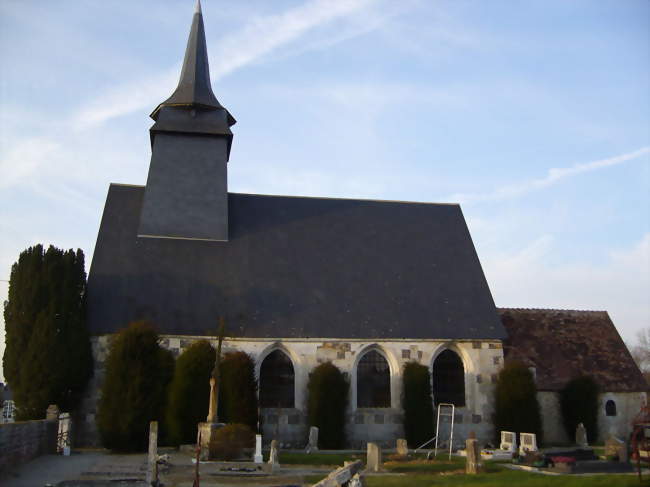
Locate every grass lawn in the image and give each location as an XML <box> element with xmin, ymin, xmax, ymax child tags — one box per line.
<box><xmin>278</xmin><ymin>451</ymin><xmax>363</xmax><ymax>465</ymax></box>
<box><xmin>306</xmin><ymin>456</ymin><xmax>641</xmax><ymax>487</ymax></box>
<box><xmin>364</xmin><ymin>469</ymin><xmax>641</xmax><ymax>487</ymax></box>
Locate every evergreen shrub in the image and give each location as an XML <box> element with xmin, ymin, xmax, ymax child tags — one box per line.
<box><xmin>307</xmin><ymin>362</ymin><xmax>348</xmax><ymax>449</ymax></box>
<box><xmin>219</xmin><ymin>351</ymin><xmax>258</xmax><ymax>430</ymax></box>
<box><xmin>493</xmin><ymin>361</ymin><xmax>543</xmax><ymax>445</ymax></box>
<box><xmin>209</xmin><ymin>423</ymin><xmax>255</xmax><ymax>460</ymax></box>
<box><xmin>3</xmin><ymin>244</ymin><xmax>93</xmax><ymax>419</ymax></box>
<box><xmin>402</xmin><ymin>361</ymin><xmax>434</xmax><ymax>447</ymax></box>
<box><xmin>559</xmin><ymin>376</ymin><xmax>600</xmax><ymax>444</ymax></box>
<box><xmin>166</xmin><ymin>340</ymin><xmax>215</xmax><ymax>445</ymax></box>
<box><xmin>97</xmin><ymin>321</ymin><xmax>174</xmax><ymax>451</ymax></box>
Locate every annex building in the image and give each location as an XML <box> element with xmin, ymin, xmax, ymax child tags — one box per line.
<box><xmin>79</xmin><ymin>3</ymin><xmax>647</xmax><ymax>448</ymax></box>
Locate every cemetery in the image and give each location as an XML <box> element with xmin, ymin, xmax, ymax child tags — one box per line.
<box><xmin>1</xmin><ymin>2</ymin><xmax>648</xmax><ymax>487</ymax></box>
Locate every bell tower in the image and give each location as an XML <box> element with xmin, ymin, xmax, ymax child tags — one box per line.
<box><xmin>138</xmin><ymin>0</ymin><xmax>236</xmax><ymax>241</ymax></box>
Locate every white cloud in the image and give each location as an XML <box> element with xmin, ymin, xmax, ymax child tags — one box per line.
<box><xmin>72</xmin><ymin>0</ymin><xmax>382</xmax><ymax>130</ymax></box>
<box><xmin>483</xmin><ymin>233</ymin><xmax>650</xmax><ymax>344</ymax></box>
<box><xmin>450</xmin><ymin>147</ymin><xmax>650</xmax><ymax>204</ymax></box>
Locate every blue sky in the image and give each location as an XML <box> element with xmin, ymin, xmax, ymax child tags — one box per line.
<box><xmin>0</xmin><ymin>0</ymin><xmax>648</xmax><ymax>381</ymax></box>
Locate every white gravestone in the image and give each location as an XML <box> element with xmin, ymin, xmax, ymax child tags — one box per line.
<box><xmin>519</xmin><ymin>432</ymin><xmax>538</xmax><ymax>455</ymax></box>
<box><xmin>268</xmin><ymin>439</ymin><xmax>280</xmax><ymax>471</ymax></box>
<box><xmin>500</xmin><ymin>431</ymin><xmax>517</xmax><ymax>453</ymax></box>
<box><xmin>307</xmin><ymin>426</ymin><xmax>319</xmax><ymax>453</ymax></box>
<box><xmin>57</xmin><ymin>413</ymin><xmax>72</xmax><ymax>455</ymax></box>
<box><xmin>576</xmin><ymin>423</ymin><xmax>588</xmax><ymax>447</ymax></box>
<box><xmin>254</xmin><ymin>434</ymin><xmax>263</xmax><ymax>463</ymax></box>
<box><xmin>146</xmin><ymin>421</ymin><xmax>158</xmax><ymax>486</ymax></box>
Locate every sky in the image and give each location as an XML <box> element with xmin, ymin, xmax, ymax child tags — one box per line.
<box><xmin>0</xmin><ymin>0</ymin><xmax>648</xmax><ymax>382</ymax></box>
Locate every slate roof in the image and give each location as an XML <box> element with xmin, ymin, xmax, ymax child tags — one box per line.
<box><xmin>86</xmin><ymin>184</ymin><xmax>506</xmax><ymax>340</ymax></box>
<box><xmin>499</xmin><ymin>308</ymin><xmax>648</xmax><ymax>392</ymax></box>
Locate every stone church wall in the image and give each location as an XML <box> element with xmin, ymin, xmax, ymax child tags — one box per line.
<box><xmin>77</xmin><ymin>334</ymin><xmax>505</xmax><ymax>448</ymax></box>
<box><xmin>538</xmin><ymin>390</ymin><xmax>647</xmax><ymax>445</ymax></box>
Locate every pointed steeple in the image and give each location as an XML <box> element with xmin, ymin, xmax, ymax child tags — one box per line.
<box><xmin>151</xmin><ymin>0</ymin><xmax>235</xmax><ymax>126</ymax></box>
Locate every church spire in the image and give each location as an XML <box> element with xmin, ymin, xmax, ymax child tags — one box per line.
<box><xmin>151</xmin><ymin>0</ymin><xmax>235</xmax><ymax>126</ymax></box>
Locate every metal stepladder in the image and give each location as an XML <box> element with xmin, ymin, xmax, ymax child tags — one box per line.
<box><xmin>434</xmin><ymin>403</ymin><xmax>455</xmax><ymax>460</ymax></box>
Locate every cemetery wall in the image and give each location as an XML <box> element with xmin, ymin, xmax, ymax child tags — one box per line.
<box><xmin>0</xmin><ymin>419</ymin><xmax>57</xmax><ymax>473</ymax></box>
<box><xmin>538</xmin><ymin>391</ymin><xmax>647</xmax><ymax>445</ymax></box>
<box><xmin>77</xmin><ymin>334</ymin><xmax>504</xmax><ymax>448</ymax></box>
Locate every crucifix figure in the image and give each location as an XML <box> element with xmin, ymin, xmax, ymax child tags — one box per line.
<box><xmin>206</xmin><ymin>317</ymin><xmax>225</xmax><ymax>423</ymax></box>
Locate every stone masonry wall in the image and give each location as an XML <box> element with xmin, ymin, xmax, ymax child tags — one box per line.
<box><xmin>538</xmin><ymin>390</ymin><xmax>647</xmax><ymax>445</ymax></box>
<box><xmin>77</xmin><ymin>335</ymin><xmax>504</xmax><ymax>448</ymax></box>
<box><xmin>0</xmin><ymin>419</ymin><xmax>57</xmax><ymax>474</ymax></box>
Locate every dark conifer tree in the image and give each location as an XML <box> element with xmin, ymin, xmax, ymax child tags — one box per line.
<box><xmin>402</xmin><ymin>361</ymin><xmax>435</xmax><ymax>447</ymax></box>
<box><xmin>560</xmin><ymin>376</ymin><xmax>600</xmax><ymax>444</ymax></box>
<box><xmin>219</xmin><ymin>351</ymin><xmax>258</xmax><ymax>431</ymax></box>
<box><xmin>3</xmin><ymin>245</ymin><xmax>92</xmax><ymax>419</ymax></box>
<box><xmin>165</xmin><ymin>340</ymin><xmax>216</xmax><ymax>445</ymax></box>
<box><xmin>307</xmin><ymin>362</ymin><xmax>348</xmax><ymax>449</ymax></box>
<box><xmin>493</xmin><ymin>361</ymin><xmax>543</xmax><ymax>445</ymax></box>
<box><xmin>97</xmin><ymin>321</ymin><xmax>174</xmax><ymax>451</ymax></box>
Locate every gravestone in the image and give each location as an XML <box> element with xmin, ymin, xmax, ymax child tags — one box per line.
<box><xmin>465</xmin><ymin>437</ymin><xmax>482</xmax><ymax>474</ymax></box>
<box><xmin>57</xmin><ymin>413</ymin><xmax>72</xmax><ymax>455</ymax></box>
<box><xmin>307</xmin><ymin>426</ymin><xmax>319</xmax><ymax>452</ymax></box>
<box><xmin>519</xmin><ymin>432</ymin><xmax>538</xmax><ymax>455</ymax></box>
<box><xmin>46</xmin><ymin>404</ymin><xmax>60</xmax><ymax>421</ymax></box>
<box><xmin>396</xmin><ymin>438</ymin><xmax>408</xmax><ymax>456</ymax></box>
<box><xmin>500</xmin><ymin>431</ymin><xmax>517</xmax><ymax>453</ymax></box>
<box><xmin>605</xmin><ymin>434</ymin><xmax>628</xmax><ymax>462</ymax></box>
<box><xmin>367</xmin><ymin>442</ymin><xmax>382</xmax><ymax>472</ymax></box>
<box><xmin>146</xmin><ymin>421</ymin><xmax>158</xmax><ymax>486</ymax></box>
<box><xmin>254</xmin><ymin>434</ymin><xmax>263</xmax><ymax>463</ymax></box>
<box><xmin>575</xmin><ymin>423</ymin><xmax>588</xmax><ymax>447</ymax></box>
<box><xmin>268</xmin><ymin>439</ymin><xmax>280</xmax><ymax>471</ymax></box>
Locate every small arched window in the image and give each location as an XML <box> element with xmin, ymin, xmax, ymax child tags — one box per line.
<box><xmin>357</xmin><ymin>350</ymin><xmax>391</xmax><ymax>408</ymax></box>
<box><xmin>432</xmin><ymin>349</ymin><xmax>465</xmax><ymax>407</ymax></box>
<box><xmin>605</xmin><ymin>399</ymin><xmax>617</xmax><ymax>417</ymax></box>
<box><xmin>259</xmin><ymin>350</ymin><xmax>295</xmax><ymax>408</ymax></box>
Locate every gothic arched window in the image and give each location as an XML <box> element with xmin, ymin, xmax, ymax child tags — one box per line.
<box><xmin>259</xmin><ymin>350</ymin><xmax>295</xmax><ymax>408</ymax></box>
<box><xmin>605</xmin><ymin>399</ymin><xmax>617</xmax><ymax>417</ymax></box>
<box><xmin>357</xmin><ymin>350</ymin><xmax>391</xmax><ymax>408</ymax></box>
<box><xmin>432</xmin><ymin>349</ymin><xmax>465</xmax><ymax>407</ymax></box>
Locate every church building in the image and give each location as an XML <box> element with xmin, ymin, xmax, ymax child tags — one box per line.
<box><xmin>79</xmin><ymin>3</ymin><xmax>647</xmax><ymax>448</ymax></box>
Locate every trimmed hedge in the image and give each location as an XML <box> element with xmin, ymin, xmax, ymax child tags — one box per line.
<box><xmin>166</xmin><ymin>340</ymin><xmax>216</xmax><ymax>445</ymax></box>
<box><xmin>560</xmin><ymin>376</ymin><xmax>600</xmax><ymax>444</ymax></box>
<box><xmin>97</xmin><ymin>322</ymin><xmax>174</xmax><ymax>451</ymax></box>
<box><xmin>219</xmin><ymin>351</ymin><xmax>258</xmax><ymax>430</ymax></box>
<box><xmin>493</xmin><ymin>361</ymin><xmax>543</xmax><ymax>445</ymax></box>
<box><xmin>402</xmin><ymin>361</ymin><xmax>435</xmax><ymax>447</ymax></box>
<box><xmin>209</xmin><ymin>423</ymin><xmax>255</xmax><ymax>460</ymax></box>
<box><xmin>307</xmin><ymin>362</ymin><xmax>348</xmax><ymax>449</ymax></box>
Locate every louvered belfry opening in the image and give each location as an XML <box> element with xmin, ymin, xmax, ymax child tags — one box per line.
<box><xmin>259</xmin><ymin>350</ymin><xmax>295</xmax><ymax>408</ymax></box>
<box><xmin>357</xmin><ymin>350</ymin><xmax>391</xmax><ymax>407</ymax></box>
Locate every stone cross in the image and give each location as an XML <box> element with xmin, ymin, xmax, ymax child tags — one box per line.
<box><xmin>575</xmin><ymin>423</ymin><xmax>588</xmax><ymax>447</ymax></box>
<box><xmin>268</xmin><ymin>439</ymin><xmax>280</xmax><ymax>471</ymax></box>
<box><xmin>465</xmin><ymin>437</ymin><xmax>482</xmax><ymax>474</ymax></box>
<box><xmin>254</xmin><ymin>434</ymin><xmax>263</xmax><ymax>463</ymax></box>
<box><xmin>366</xmin><ymin>442</ymin><xmax>382</xmax><ymax>472</ymax></box>
<box><xmin>396</xmin><ymin>438</ymin><xmax>408</xmax><ymax>456</ymax></box>
<box><xmin>207</xmin><ymin>318</ymin><xmax>226</xmax><ymax>423</ymax></box>
<box><xmin>307</xmin><ymin>426</ymin><xmax>319</xmax><ymax>453</ymax></box>
<box><xmin>146</xmin><ymin>421</ymin><xmax>158</xmax><ymax>486</ymax></box>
